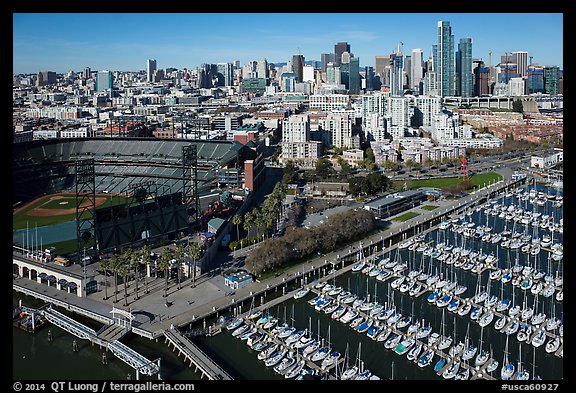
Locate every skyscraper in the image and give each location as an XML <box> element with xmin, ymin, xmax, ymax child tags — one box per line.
<box><xmin>512</xmin><ymin>51</ymin><xmax>529</xmax><ymax>77</ymax></box>
<box><xmin>411</xmin><ymin>49</ymin><xmax>423</xmax><ymax>92</ymax></box>
<box><xmin>544</xmin><ymin>66</ymin><xmax>560</xmax><ymax>95</ymax></box>
<box><xmin>474</xmin><ymin>62</ymin><xmax>490</xmax><ymax>96</ymax></box>
<box><xmin>527</xmin><ymin>65</ymin><xmax>544</xmax><ymax>94</ymax></box>
<box><xmin>326</xmin><ymin>63</ymin><xmax>341</xmax><ymax>85</ymax></box>
<box><xmin>334</xmin><ymin>42</ymin><xmax>350</xmax><ymax>67</ymax></box>
<box><xmin>321</xmin><ymin>53</ymin><xmax>335</xmax><ymax>73</ymax></box>
<box><xmin>257</xmin><ymin>59</ymin><xmax>269</xmax><ymax>79</ymax></box>
<box><xmin>437</xmin><ymin>21</ymin><xmax>455</xmax><ymax>97</ymax></box>
<box><xmin>348</xmin><ymin>57</ymin><xmax>360</xmax><ymax>94</ymax></box>
<box><xmin>147</xmin><ymin>59</ymin><xmax>157</xmax><ymax>83</ymax></box>
<box><xmin>389</xmin><ymin>45</ymin><xmax>404</xmax><ymax>97</ymax></box>
<box><xmin>95</xmin><ymin>70</ymin><xmax>113</xmax><ymax>92</ymax></box>
<box><xmin>375</xmin><ymin>55</ymin><xmax>389</xmax><ymax>82</ymax></box>
<box><xmin>456</xmin><ymin>38</ymin><xmax>473</xmax><ymax>97</ymax></box>
<box><xmin>292</xmin><ymin>54</ymin><xmax>305</xmax><ymax>83</ymax></box>
<box><xmin>217</xmin><ymin>62</ymin><xmax>234</xmax><ymax>86</ymax></box>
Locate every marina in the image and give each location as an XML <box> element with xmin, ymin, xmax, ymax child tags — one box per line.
<box><xmin>13</xmin><ymin>180</ymin><xmax>563</xmax><ymax>380</ymax></box>
<box><xmin>192</xmin><ymin>182</ymin><xmax>563</xmax><ymax>380</ymax></box>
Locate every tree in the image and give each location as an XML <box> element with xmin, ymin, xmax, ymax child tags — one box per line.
<box><xmin>365</xmin><ymin>147</ymin><xmax>375</xmax><ymax>164</ymax></box>
<box><xmin>243</xmin><ymin>210</ymin><xmax>254</xmax><ymax>240</ymax></box>
<box><xmin>513</xmin><ymin>99</ymin><xmax>524</xmax><ymax>113</ymax></box>
<box><xmin>158</xmin><ymin>248</ymin><xmax>173</xmax><ymax>299</ymax></box>
<box><xmin>339</xmin><ymin>160</ymin><xmax>353</xmax><ymax>180</ymax></box>
<box><xmin>118</xmin><ymin>255</ymin><xmax>130</xmax><ymax>307</ymax></box>
<box><xmin>282</xmin><ymin>161</ymin><xmax>297</xmax><ymax>184</ymax></box>
<box><xmin>232</xmin><ymin>214</ymin><xmax>242</xmax><ymax>241</ymax></box>
<box><xmin>99</xmin><ymin>258</ymin><xmax>110</xmax><ymax>300</ymax></box>
<box><xmin>139</xmin><ymin>245</ymin><xmax>151</xmax><ymax>294</ymax></box>
<box><xmin>315</xmin><ymin>158</ymin><xmax>334</xmax><ymax>179</ymax></box>
<box><xmin>109</xmin><ymin>254</ymin><xmax>122</xmax><ymax>304</ymax></box>
<box><xmin>126</xmin><ymin>248</ymin><xmax>141</xmax><ymax>301</ymax></box>
<box><xmin>174</xmin><ymin>244</ymin><xmax>185</xmax><ymax>290</ymax></box>
<box><xmin>187</xmin><ymin>242</ymin><xmax>202</xmax><ymax>288</ymax></box>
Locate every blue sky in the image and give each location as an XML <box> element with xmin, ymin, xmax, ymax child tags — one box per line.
<box><xmin>13</xmin><ymin>13</ymin><xmax>563</xmax><ymax>74</ymax></box>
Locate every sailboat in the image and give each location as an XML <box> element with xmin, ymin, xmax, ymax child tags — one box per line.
<box><xmin>474</xmin><ymin>325</ymin><xmax>489</xmax><ymax>367</ymax></box>
<box><xmin>514</xmin><ymin>343</ymin><xmax>530</xmax><ymax>380</ymax></box>
<box><xmin>341</xmin><ymin>342</ymin><xmax>360</xmax><ymax>380</ymax></box>
<box><xmin>501</xmin><ymin>335</ymin><xmax>515</xmax><ymax>380</ymax></box>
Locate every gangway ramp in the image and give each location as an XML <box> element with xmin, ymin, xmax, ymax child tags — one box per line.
<box><xmin>108</xmin><ymin>340</ymin><xmax>160</xmax><ymax>377</ymax></box>
<box><xmin>164</xmin><ymin>328</ymin><xmax>233</xmax><ymax>380</ymax></box>
<box><xmin>41</xmin><ymin>307</ymin><xmax>96</xmax><ymax>340</ymax></box>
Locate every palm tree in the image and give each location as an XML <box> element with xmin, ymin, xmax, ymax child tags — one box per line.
<box><xmin>127</xmin><ymin>248</ymin><xmax>140</xmax><ymax>300</ymax></box>
<box><xmin>188</xmin><ymin>242</ymin><xmax>202</xmax><ymax>288</ymax></box>
<box><xmin>174</xmin><ymin>243</ymin><xmax>185</xmax><ymax>290</ymax></box>
<box><xmin>243</xmin><ymin>210</ymin><xmax>254</xmax><ymax>245</ymax></box>
<box><xmin>158</xmin><ymin>248</ymin><xmax>173</xmax><ymax>299</ymax></box>
<box><xmin>139</xmin><ymin>245</ymin><xmax>151</xmax><ymax>294</ymax></box>
<box><xmin>99</xmin><ymin>258</ymin><xmax>110</xmax><ymax>300</ymax></box>
<box><xmin>118</xmin><ymin>256</ymin><xmax>129</xmax><ymax>307</ymax></box>
<box><xmin>108</xmin><ymin>254</ymin><xmax>122</xmax><ymax>304</ymax></box>
<box><xmin>232</xmin><ymin>214</ymin><xmax>242</xmax><ymax>242</ymax></box>
<box><xmin>251</xmin><ymin>208</ymin><xmax>262</xmax><ymax>243</ymax></box>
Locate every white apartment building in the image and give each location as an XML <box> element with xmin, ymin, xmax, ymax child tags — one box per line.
<box><xmin>282</xmin><ymin>114</ymin><xmax>310</xmax><ymax>143</ymax></box>
<box><xmin>319</xmin><ymin>113</ymin><xmax>356</xmax><ymax>149</ymax></box>
<box><xmin>280</xmin><ymin>141</ymin><xmax>323</xmax><ymax>165</ymax></box>
<box><xmin>413</xmin><ymin>96</ymin><xmax>442</xmax><ymax>127</ymax></box>
<box><xmin>508</xmin><ymin>77</ymin><xmax>525</xmax><ymax>97</ymax></box>
<box><xmin>387</xmin><ymin>97</ymin><xmax>414</xmax><ymax>139</ymax></box>
<box><xmin>309</xmin><ymin>94</ymin><xmax>349</xmax><ymax>111</ymax></box>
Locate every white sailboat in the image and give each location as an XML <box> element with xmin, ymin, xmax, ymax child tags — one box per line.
<box><xmin>501</xmin><ymin>335</ymin><xmax>515</xmax><ymax>380</ymax></box>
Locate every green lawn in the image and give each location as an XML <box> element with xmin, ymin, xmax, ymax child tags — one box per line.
<box><xmin>392</xmin><ymin>212</ymin><xmax>420</xmax><ymax>222</ymax></box>
<box><xmin>392</xmin><ymin>172</ymin><xmax>503</xmax><ymax>193</ymax></box>
<box><xmin>13</xmin><ymin>194</ymin><xmax>136</xmax><ymax>230</ymax></box>
<box><xmin>421</xmin><ymin>205</ymin><xmax>439</xmax><ymax>211</ymax></box>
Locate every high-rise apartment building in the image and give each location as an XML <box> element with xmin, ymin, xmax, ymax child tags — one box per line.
<box><xmin>95</xmin><ymin>70</ymin><xmax>113</xmax><ymax>92</ymax></box>
<box><xmin>474</xmin><ymin>63</ymin><xmax>490</xmax><ymax>96</ymax></box>
<box><xmin>527</xmin><ymin>65</ymin><xmax>544</xmax><ymax>94</ymax></box>
<box><xmin>326</xmin><ymin>63</ymin><xmax>341</xmax><ymax>85</ymax></box>
<box><xmin>282</xmin><ymin>114</ymin><xmax>310</xmax><ymax>143</ymax></box>
<box><xmin>257</xmin><ymin>59</ymin><xmax>269</xmax><ymax>79</ymax></box>
<box><xmin>456</xmin><ymin>38</ymin><xmax>473</xmax><ymax>97</ymax></box>
<box><xmin>217</xmin><ymin>62</ymin><xmax>234</xmax><ymax>86</ymax></box>
<box><xmin>544</xmin><ymin>66</ymin><xmax>560</xmax><ymax>95</ymax></box>
<box><xmin>437</xmin><ymin>21</ymin><xmax>455</xmax><ymax>97</ymax></box>
<box><xmin>512</xmin><ymin>51</ymin><xmax>529</xmax><ymax>77</ymax></box>
<box><xmin>348</xmin><ymin>57</ymin><xmax>360</xmax><ymax>94</ymax></box>
<box><xmin>334</xmin><ymin>42</ymin><xmax>350</xmax><ymax>67</ymax></box>
<box><xmin>319</xmin><ymin>113</ymin><xmax>354</xmax><ymax>149</ymax></box>
<box><xmin>147</xmin><ymin>59</ymin><xmax>157</xmax><ymax>83</ymax></box>
<box><xmin>83</xmin><ymin>67</ymin><xmax>91</xmax><ymax>80</ymax></box>
<box><xmin>411</xmin><ymin>49</ymin><xmax>423</xmax><ymax>92</ymax></box>
<box><xmin>389</xmin><ymin>45</ymin><xmax>404</xmax><ymax>97</ymax></box>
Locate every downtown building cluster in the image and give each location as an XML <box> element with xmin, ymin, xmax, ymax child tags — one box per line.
<box><xmin>13</xmin><ymin>20</ymin><xmax>562</xmax><ymax>169</ymax></box>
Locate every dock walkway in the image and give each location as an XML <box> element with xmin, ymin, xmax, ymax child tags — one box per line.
<box><xmin>164</xmin><ymin>328</ymin><xmax>233</xmax><ymax>380</ymax></box>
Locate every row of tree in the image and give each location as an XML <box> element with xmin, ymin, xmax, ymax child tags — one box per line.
<box><xmin>245</xmin><ymin>208</ymin><xmax>376</xmax><ymax>276</ymax></box>
<box><xmin>231</xmin><ymin>182</ymin><xmax>287</xmax><ymax>245</ymax></box>
<box><xmin>98</xmin><ymin>241</ymin><xmax>202</xmax><ymax>306</ymax></box>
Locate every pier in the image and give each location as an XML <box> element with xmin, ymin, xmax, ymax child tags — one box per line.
<box><xmin>36</xmin><ymin>305</ymin><xmax>160</xmax><ymax>379</ymax></box>
<box><xmin>163</xmin><ymin>328</ymin><xmax>233</xmax><ymax>380</ymax></box>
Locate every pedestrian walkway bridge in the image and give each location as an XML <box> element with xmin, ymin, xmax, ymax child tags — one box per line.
<box><xmin>39</xmin><ymin>305</ymin><xmax>160</xmax><ymax>378</ymax></box>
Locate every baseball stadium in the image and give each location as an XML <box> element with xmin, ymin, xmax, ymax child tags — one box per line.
<box><xmin>13</xmin><ymin>137</ymin><xmax>262</xmax><ymax>260</ymax></box>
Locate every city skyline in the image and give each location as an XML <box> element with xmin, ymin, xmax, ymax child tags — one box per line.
<box><xmin>13</xmin><ymin>13</ymin><xmax>563</xmax><ymax>75</ymax></box>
